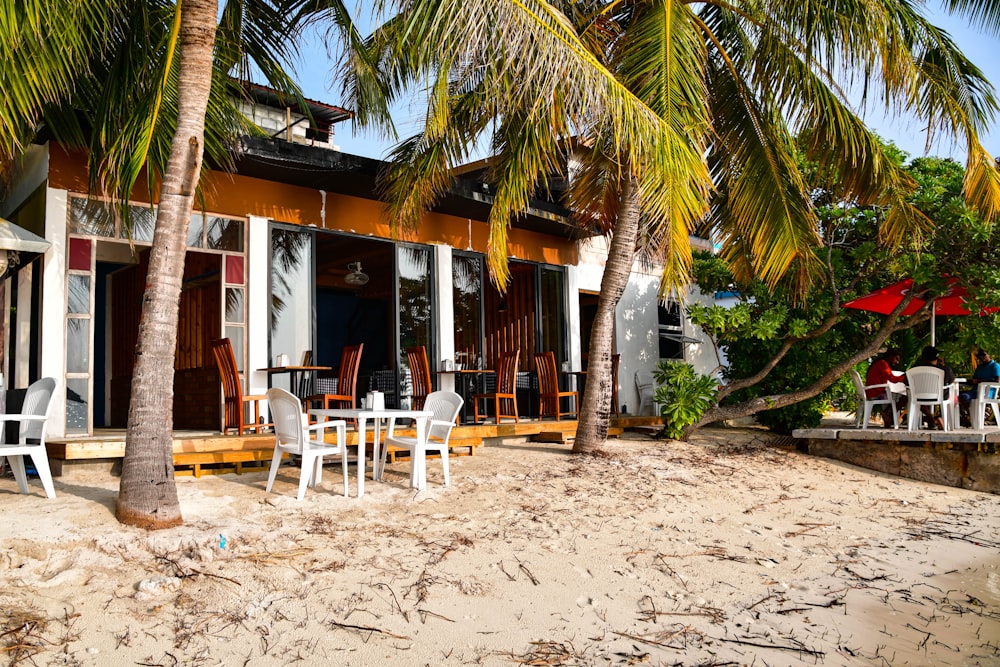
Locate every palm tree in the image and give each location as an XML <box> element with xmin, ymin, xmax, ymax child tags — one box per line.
<box><xmin>0</xmin><ymin>0</ymin><xmax>317</xmax><ymax>528</ymax></box>
<box><xmin>344</xmin><ymin>0</ymin><xmax>1000</xmax><ymax>453</ymax></box>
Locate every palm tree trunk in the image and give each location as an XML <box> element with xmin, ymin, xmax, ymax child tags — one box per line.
<box><xmin>573</xmin><ymin>176</ymin><xmax>640</xmax><ymax>454</ymax></box>
<box><xmin>116</xmin><ymin>0</ymin><xmax>217</xmax><ymax>529</ymax></box>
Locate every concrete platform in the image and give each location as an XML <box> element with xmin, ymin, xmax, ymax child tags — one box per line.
<box><xmin>792</xmin><ymin>425</ymin><xmax>1000</xmax><ymax>494</ymax></box>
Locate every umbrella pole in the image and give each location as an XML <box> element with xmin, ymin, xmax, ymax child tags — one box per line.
<box><xmin>931</xmin><ymin>308</ymin><xmax>936</xmax><ymax>346</ymax></box>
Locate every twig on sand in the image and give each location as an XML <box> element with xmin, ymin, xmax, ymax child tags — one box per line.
<box><xmin>784</xmin><ymin>522</ymin><xmax>831</xmax><ymax>537</ymax></box>
<box><xmin>327</xmin><ymin>619</ymin><xmax>409</xmax><ymax>640</ymax></box>
<box><xmin>713</xmin><ymin>634</ymin><xmax>825</xmax><ymax>657</ymax></box>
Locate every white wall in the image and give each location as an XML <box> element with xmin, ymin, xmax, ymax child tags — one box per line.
<box><xmin>42</xmin><ymin>187</ymin><xmax>69</xmax><ymax>438</ymax></box>
<box><xmin>573</xmin><ymin>234</ymin><xmax>720</xmax><ymax>414</ymax></box>
<box><xmin>247</xmin><ymin>215</ymin><xmax>270</xmax><ymax>397</ymax></box>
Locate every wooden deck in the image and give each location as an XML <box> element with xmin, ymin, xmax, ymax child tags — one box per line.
<box><xmin>46</xmin><ymin>416</ymin><xmax>662</xmax><ymax>478</ymax></box>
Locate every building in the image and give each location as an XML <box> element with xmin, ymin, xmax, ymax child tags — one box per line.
<box><xmin>0</xmin><ymin>89</ymin><xmax>714</xmax><ymax>440</ymax></box>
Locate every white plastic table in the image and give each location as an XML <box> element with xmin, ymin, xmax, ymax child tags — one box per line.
<box><xmin>309</xmin><ymin>407</ymin><xmax>432</xmax><ymax>497</ymax></box>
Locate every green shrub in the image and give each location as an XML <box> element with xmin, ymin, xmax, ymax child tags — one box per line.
<box><xmin>652</xmin><ymin>361</ymin><xmax>718</xmax><ymax>439</ymax></box>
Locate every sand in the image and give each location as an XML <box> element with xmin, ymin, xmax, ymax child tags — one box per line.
<box><xmin>1</xmin><ymin>428</ymin><xmax>998</xmax><ymax>666</ymax></box>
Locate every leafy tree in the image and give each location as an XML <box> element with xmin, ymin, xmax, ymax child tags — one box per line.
<box><xmin>684</xmin><ymin>153</ymin><xmax>1000</xmax><ymax>435</ymax></box>
<box><xmin>339</xmin><ymin>0</ymin><xmax>1000</xmax><ymax>454</ymax></box>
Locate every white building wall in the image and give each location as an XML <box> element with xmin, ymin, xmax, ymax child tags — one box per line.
<box><xmin>246</xmin><ymin>215</ymin><xmax>271</xmax><ymax>397</ymax></box>
<box><xmin>433</xmin><ymin>244</ymin><xmax>456</xmax><ymax>392</ymax></box>
<box><xmin>42</xmin><ymin>187</ymin><xmax>69</xmax><ymax>438</ymax></box>
<box><xmin>574</xmin><ymin>235</ymin><xmax>718</xmax><ymax>415</ymax></box>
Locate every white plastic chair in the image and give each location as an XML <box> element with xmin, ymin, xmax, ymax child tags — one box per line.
<box><xmin>384</xmin><ymin>390</ymin><xmax>463</xmax><ymax>490</ymax></box>
<box><xmin>0</xmin><ymin>377</ymin><xmax>57</xmax><ymax>499</ymax></box>
<box><xmin>265</xmin><ymin>387</ymin><xmax>348</xmax><ymax>500</ymax></box>
<box><xmin>905</xmin><ymin>367</ymin><xmax>952</xmax><ymax>431</ymax></box>
<box><xmin>850</xmin><ymin>369</ymin><xmax>902</xmax><ymax>429</ymax></box>
<box><xmin>970</xmin><ymin>382</ymin><xmax>1000</xmax><ymax>429</ymax></box>
<box><xmin>635</xmin><ymin>370</ymin><xmax>658</xmax><ymax>416</ymax></box>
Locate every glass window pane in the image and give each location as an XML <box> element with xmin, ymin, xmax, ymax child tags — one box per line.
<box><xmin>207</xmin><ymin>217</ymin><xmax>244</xmax><ymax>251</ymax></box>
<box><xmin>226</xmin><ymin>326</ymin><xmax>245</xmax><ymax>373</ymax></box>
<box><xmin>540</xmin><ymin>267</ymin><xmax>565</xmax><ymax>362</ymax></box>
<box><xmin>121</xmin><ymin>206</ymin><xmax>156</xmax><ymax>243</ymax></box>
<box><xmin>66</xmin><ymin>378</ymin><xmax>89</xmax><ymax>434</ymax></box>
<box><xmin>188</xmin><ymin>213</ymin><xmax>205</xmax><ymax>248</ymax></box>
<box><xmin>398</xmin><ymin>245</ymin><xmax>432</xmax><ymax>367</ymax></box>
<box><xmin>270</xmin><ymin>227</ymin><xmax>313</xmax><ymax>366</ymax></box>
<box><xmin>68</xmin><ymin>275</ymin><xmax>90</xmax><ymax>314</ymax></box>
<box><xmin>226</xmin><ymin>287</ymin><xmax>244</xmax><ymax>323</ymax></box>
<box><xmin>452</xmin><ymin>254</ymin><xmax>483</xmax><ymax>366</ymax></box>
<box><xmin>69</xmin><ymin>198</ymin><xmax>115</xmax><ymax>237</ymax></box>
<box><xmin>67</xmin><ymin>319</ymin><xmax>90</xmax><ymax>373</ymax></box>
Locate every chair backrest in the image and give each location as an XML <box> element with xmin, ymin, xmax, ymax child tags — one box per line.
<box><xmin>906</xmin><ymin>366</ymin><xmax>945</xmax><ymax>401</ymax></box>
<box><xmin>534</xmin><ymin>351</ymin><xmax>560</xmax><ymax>394</ymax></box>
<box><xmin>849</xmin><ymin>369</ymin><xmax>866</xmax><ymax>400</ymax></box>
<box><xmin>497</xmin><ymin>351</ymin><xmax>520</xmax><ymax>393</ymax></box>
<box><xmin>19</xmin><ymin>377</ymin><xmax>56</xmax><ymax>441</ymax></box>
<box><xmin>423</xmin><ymin>390</ymin><xmax>464</xmax><ymax>442</ymax></box>
<box><xmin>336</xmin><ymin>344</ymin><xmax>364</xmax><ymax>404</ymax></box>
<box><xmin>211</xmin><ymin>338</ymin><xmax>243</xmax><ymax>429</ymax></box>
<box><xmin>406</xmin><ymin>346</ymin><xmax>433</xmax><ymax>408</ymax></box>
<box><xmin>267</xmin><ymin>387</ymin><xmax>306</xmax><ymax>453</ymax></box>
<box><xmin>635</xmin><ymin>369</ymin><xmax>655</xmax><ymax>393</ymax></box>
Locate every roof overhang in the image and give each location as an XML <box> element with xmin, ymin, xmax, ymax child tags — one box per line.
<box><xmin>232</xmin><ymin>137</ymin><xmax>586</xmax><ymax>239</ymax></box>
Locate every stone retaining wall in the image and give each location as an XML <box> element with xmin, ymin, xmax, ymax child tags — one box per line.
<box><xmin>795</xmin><ymin>428</ymin><xmax>999</xmax><ymax>494</ymax></box>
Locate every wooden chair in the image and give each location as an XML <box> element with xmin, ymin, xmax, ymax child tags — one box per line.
<box><xmin>473</xmin><ymin>350</ymin><xmax>520</xmax><ymax>423</ymax></box>
<box><xmin>535</xmin><ymin>351</ymin><xmax>578</xmax><ymax>420</ymax></box>
<box><xmin>211</xmin><ymin>338</ymin><xmax>270</xmax><ymax>435</ymax></box>
<box><xmin>306</xmin><ymin>343</ymin><xmax>364</xmax><ymax>412</ymax></box>
<box><xmin>406</xmin><ymin>346</ymin><xmax>433</xmax><ymax>410</ymax></box>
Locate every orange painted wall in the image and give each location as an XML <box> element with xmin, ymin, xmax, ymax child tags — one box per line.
<box><xmin>48</xmin><ymin>143</ymin><xmax>578</xmax><ymax>266</ymax></box>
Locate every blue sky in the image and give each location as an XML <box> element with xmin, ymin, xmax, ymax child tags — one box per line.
<box><xmin>291</xmin><ymin>6</ymin><xmax>999</xmax><ymax>164</ymax></box>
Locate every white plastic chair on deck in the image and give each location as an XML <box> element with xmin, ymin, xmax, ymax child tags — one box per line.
<box><xmin>635</xmin><ymin>370</ymin><xmax>658</xmax><ymax>416</ymax></box>
<box><xmin>384</xmin><ymin>390</ymin><xmax>463</xmax><ymax>490</ymax></box>
<box><xmin>970</xmin><ymin>382</ymin><xmax>1000</xmax><ymax>429</ymax></box>
<box><xmin>850</xmin><ymin>369</ymin><xmax>902</xmax><ymax>429</ymax></box>
<box><xmin>905</xmin><ymin>367</ymin><xmax>952</xmax><ymax>431</ymax></box>
<box><xmin>0</xmin><ymin>377</ymin><xmax>58</xmax><ymax>498</ymax></box>
<box><xmin>265</xmin><ymin>387</ymin><xmax>348</xmax><ymax>500</ymax></box>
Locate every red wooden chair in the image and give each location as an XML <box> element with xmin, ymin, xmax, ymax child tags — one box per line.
<box><xmin>211</xmin><ymin>338</ymin><xmax>270</xmax><ymax>435</ymax></box>
<box><xmin>306</xmin><ymin>344</ymin><xmax>364</xmax><ymax>413</ymax></box>
<box><xmin>535</xmin><ymin>351</ymin><xmax>578</xmax><ymax>421</ymax></box>
<box><xmin>406</xmin><ymin>346</ymin><xmax>433</xmax><ymax>410</ymax></box>
<box><xmin>473</xmin><ymin>350</ymin><xmax>520</xmax><ymax>423</ymax></box>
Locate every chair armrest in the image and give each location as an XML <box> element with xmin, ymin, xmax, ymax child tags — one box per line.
<box><xmin>0</xmin><ymin>414</ymin><xmax>48</xmax><ymax>422</ymax></box>
<box><xmin>244</xmin><ymin>394</ymin><xmax>267</xmax><ymax>402</ymax></box>
<box><xmin>978</xmin><ymin>382</ymin><xmax>1000</xmax><ymax>400</ymax></box>
<box><xmin>306</xmin><ymin>418</ymin><xmax>346</xmax><ymax>433</ymax></box>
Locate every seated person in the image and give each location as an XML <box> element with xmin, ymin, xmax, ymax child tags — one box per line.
<box><xmin>911</xmin><ymin>345</ymin><xmax>955</xmax><ymax>429</ymax></box>
<box><xmin>865</xmin><ymin>348</ymin><xmax>906</xmax><ymax>425</ymax></box>
<box><xmin>959</xmin><ymin>349</ymin><xmax>1000</xmax><ymax>425</ymax></box>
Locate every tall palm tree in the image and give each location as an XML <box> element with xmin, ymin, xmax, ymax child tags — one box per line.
<box><xmin>345</xmin><ymin>0</ymin><xmax>1000</xmax><ymax>453</ymax></box>
<box><xmin>0</xmin><ymin>0</ymin><xmax>319</xmax><ymax>527</ymax></box>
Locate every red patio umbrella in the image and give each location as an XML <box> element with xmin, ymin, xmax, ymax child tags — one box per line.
<box><xmin>844</xmin><ymin>278</ymin><xmax>997</xmax><ymax>345</ymax></box>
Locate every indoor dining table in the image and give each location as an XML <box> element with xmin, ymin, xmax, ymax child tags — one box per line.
<box><xmin>309</xmin><ymin>406</ymin><xmax>432</xmax><ymax>497</ymax></box>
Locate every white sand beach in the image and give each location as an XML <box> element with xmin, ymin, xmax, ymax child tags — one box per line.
<box><xmin>2</xmin><ymin>428</ymin><xmax>998</xmax><ymax>666</ymax></box>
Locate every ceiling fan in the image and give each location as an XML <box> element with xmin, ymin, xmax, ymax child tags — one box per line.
<box><xmin>344</xmin><ymin>262</ymin><xmax>370</xmax><ymax>286</ymax></box>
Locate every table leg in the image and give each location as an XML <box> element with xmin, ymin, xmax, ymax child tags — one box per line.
<box><xmin>372</xmin><ymin>418</ymin><xmax>384</xmax><ymax>481</ymax></box>
<box><xmin>357</xmin><ymin>416</ymin><xmax>368</xmax><ymax>498</ymax></box>
<box><xmin>412</xmin><ymin>416</ymin><xmax>428</xmax><ymax>490</ymax></box>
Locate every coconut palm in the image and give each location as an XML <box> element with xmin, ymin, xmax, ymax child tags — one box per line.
<box><xmin>0</xmin><ymin>0</ymin><xmax>333</xmax><ymax>527</ymax></box>
<box><xmin>341</xmin><ymin>0</ymin><xmax>1000</xmax><ymax>453</ymax></box>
